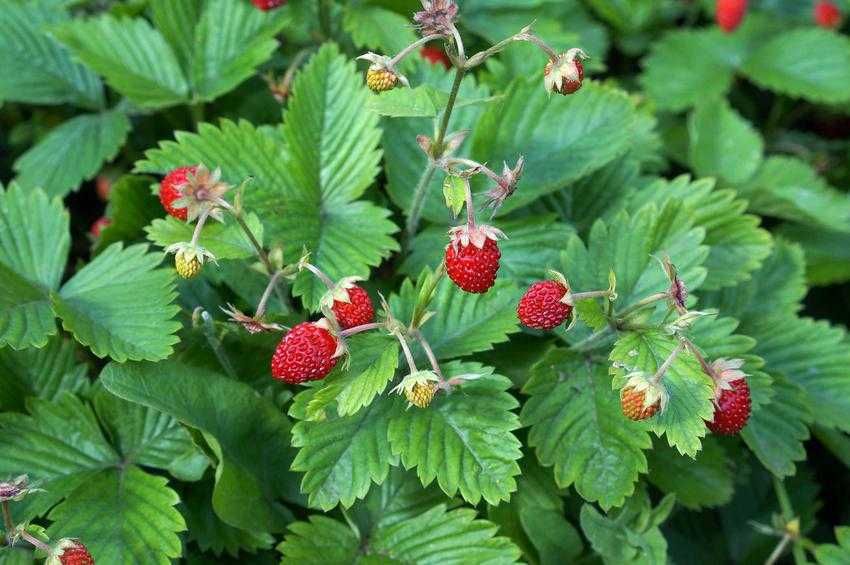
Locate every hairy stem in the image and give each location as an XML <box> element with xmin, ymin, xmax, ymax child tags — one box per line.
<box><xmin>19</xmin><ymin>530</ymin><xmax>51</xmax><ymax>553</ymax></box>
<box><xmin>681</xmin><ymin>337</ymin><xmax>714</xmax><ymax>378</ymax></box>
<box><xmin>341</xmin><ymin>322</ymin><xmax>383</xmax><ymax>338</ymax></box>
<box><xmin>617</xmin><ymin>292</ymin><xmax>669</xmax><ymax>320</ymax></box>
<box><xmin>773</xmin><ymin>479</ymin><xmax>806</xmax><ymax>565</ymax></box>
<box><xmin>2</xmin><ymin>501</ymin><xmax>12</xmax><ymax>545</ymax></box>
<box><xmin>300</xmin><ymin>262</ymin><xmax>336</xmax><ymax>291</ymax></box>
<box><xmin>444</xmin><ymin>158</ymin><xmax>503</xmax><ymax>184</ymax></box>
<box><xmin>570</xmin><ymin>289</ymin><xmax>613</xmax><ymax>302</ymax></box>
<box><xmin>412</xmin><ymin>329</ymin><xmax>443</xmax><ymax>379</ymax></box>
<box><xmin>200</xmin><ymin>310</ymin><xmax>238</xmax><ymax>380</ymax></box>
<box><xmin>395</xmin><ymin>332</ymin><xmax>418</xmax><ymax>374</ymax></box>
<box><xmin>255</xmin><ymin>270</ymin><xmax>284</xmax><ymax>318</ymax></box>
<box><xmin>651</xmin><ymin>341</ymin><xmax>684</xmax><ymax>385</ymax></box>
<box><xmin>189</xmin><ymin>209</ymin><xmax>210</xmax><ymax>247</ymax></box>
<box><xmin>389</xmin><ymin>34</ymin><xmax>443</xmax><ymax>67</ymax></box>
<box><xmin>463</xmin><ymin>177</ymin><xmax>476</xmax><ymax>230</ymax></box>
<box><xmin>765</xmin><ymin>535</ymin><xmax>792</xmax><ymax>565</ymax></box>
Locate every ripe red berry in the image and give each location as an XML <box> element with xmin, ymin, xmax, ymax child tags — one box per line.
<box><xmin>251</xmin><ymin>0</ymin><xmax>286</xmax><ymax>10</ymax></box>
<box><xmin>332</xmin><ymin>285</ymin><xmax>375</xmax><ymax>330</ymax></box>
<box><xmin>89</xmin><ymin>216</ymin><xmax>110</xmax><ymax>238</ymax></box>
<box><xmin>420</xmin><ymin>46</ymin><xmax>451</xmax><ymax>68</ymax></box>
<box><xmin>271</xmin><ymin>322</ymin><xmax>339</xmax><ymax>384</ymax></box>
<box><xmin>814</xmin><ymin>1</ymin><xmax>842</xmax><ymax>28</ymax></box>
<box><xmin>620</xmin><ymin>387</ymin><xmax>661</xmax><ymax>421</ymax></box>
<box><xmin>706</xmin><ymin>378</ymin><xmax>751</xmax><ymax>434</ymax></box>
<box><xmin>159</xmin><ymin>166</ymin><xmax>196</xmax><ymax>221</ymax></box>
<box><xmin>716</xmin><ymin>0</ymin><xmax>747</xmax><ymax>33</ymax></box>
<box><xmin>517</xmin><ymin>280</ymin><xmax>572</xmax><ymax>330</ymax></box>
<box><xmin>445</xmin><ymin>237</ymin><xmax>501</xmax><ymax>294</ymax></box>
<box><xmin>57</xmin><ymin>540</ymin><xmax>94</xmax><ymax>565</ymax></box>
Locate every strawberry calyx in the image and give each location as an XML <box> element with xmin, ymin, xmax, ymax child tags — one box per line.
<box><xmin>447</xmin><ymin>223</ymin><xmax>506</xmax><ymax>252</ymax></box>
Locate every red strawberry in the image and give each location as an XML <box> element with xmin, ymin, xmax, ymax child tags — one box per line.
<box><xmin>271</xmin><ymin>321</ymin><xmax>339</xmax><ymax>384</ymax></box>
<box><xmin>716</xmin><ymin>0</ymin><xmax>747</xmax><ymax>33</ymax></box>
<box><xmin>621</xmin><ymin>386</ymin><xmax>661</xmax><ymax>421</ymax></box>
<box><xmin>95</xmin><ymin>174</ymin><xmax>111</xmax><ymax>201</ymax></box>
<box><xmin>252</xmin><ymin>0</ymin><xmax>286</xmax><ymax>10</ymax></box>
<box><xmin>444</xmin><ymin>225</ymin><xmax>504</xmax><ymax>294</ymax></box>
<box><xmin>159</xmin><ymin>166</ymin><xmax>196</xmax><ymax>221</ymax></box>
<box><xmin>332</xmin><ymin>285</ymin><xmax>375</xmax><ymax>330</ymax></box>
<box><xmin>706</xmin><ymin>378</ymin><xmax>751</xmax><ymax>434</ymax></box>
<box><xmin>89</xmin><ymin>216</ymin><xmax>110</xmax><ymax>238</ymax></box>
<box><xmin>517</xmin><ymin>280</ymin><xmax>572</xmax><ymax>330</ymax></box>
<box><xmin>814</xmin><ymin>1</ymin><xmax>842</xmax><ymax>28</ymax></box>
<box><xmin>420</xmin><ymin>46</ymin><xmax>451</xmax><ymax>68</ymax></box>
<box><xmin>56</xmin><ymin>540</ymin><xmax>94</xmax><ymax>565</ymax></box>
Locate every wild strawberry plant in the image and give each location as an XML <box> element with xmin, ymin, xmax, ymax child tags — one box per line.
<box><xmin>1</xmin><ymin>0</ymin><xmax>850</xmax><ymax>563</ymax></box>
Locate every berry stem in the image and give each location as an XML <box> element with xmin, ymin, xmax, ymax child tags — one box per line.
<box><xmin>449</xmin><ymin>24</ymin><xmax>466</xmax><ymax>63</ymax></box>
<box><xmin>255</xmin><ymin>270</ymin><xmax>285</xmax><ymax>318</ymax></box>
<box><xmin>18</xmin><ymin>530</ymin><xmax>51</xmax><ymax>553</ymax></box>
<box><xmin>2</xmin><ymin>501</ymin><xmax>12</xmax><ymax>545</ymax></box>
<box><xmin>765</xmin><ymin>534</ymin><xmax>793</xmax><ymax>565</ymax></box>
<box><xmin>340</xmin><ymin>322</ymin><xmax>382</xmax><ymax>338</ymax></box>
<box><xmin>444</xmin><ymin>158</ymin><xmax>503</xmax><ymax>184</ymax></box>
<box><xmin>514</xmin><ymin>31</ymin><xmax>559</xmax><ymax>61</ymax></box>
<box><xmin>463</xmin><ymin>177</ymin><xmax>476</xmax><ymax>230</ymax></box>
<box><xmin>569</xmin><ymin>289</ymin><xmax>614</xmax><ymax>302</ymax></box>
<box><xmin>773</xmin><ymin>479</ymin><xmax>806</xmax><ymax>565</ymax></box>
<box><xmin>299</xmin><ymin>262</ymin><xmax>336</xmax><ymax>291</ymax></box>
<box><xmin>680</xmin><ymin>337</ymin><xmax>714</xmax><ymax>379</ymax></box>
<box><xmin>465</xmin><ymin>24</ymin><xmax>533</xmax><ymax>68</ymax></box>
<box><xmin>389</xmin><ymin>34</ymin><xmax>444</xmax><ymax>68</ymax></box>
<box><xmin>189</xmin><ymin>209</ymin><xmax>211</xmax><ymax>247</ymax></box>
<box><xmin>395</xmin><ymin>332</ymin><xmax>418</xmax><ymax>374</ymax></box>
<box><xmin>616</xmin><ymin>292</ymin><xmax>669</xmax><ymax>320</ymax></box>
<box><xmin>650</xmin><ymin>341</ymin><xmax>684</xmax><ymax>385</ymax></box>
<box><xmin>411</xmin><ymin>329</ymin><xmax>444</xmax><ymax>380</ymax></box>
<box><xmin>199</xmin><ymin>309</ymin><xmax>239</xmax><ymax>380</ymax></box>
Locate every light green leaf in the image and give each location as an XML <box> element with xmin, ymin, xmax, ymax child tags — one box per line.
<box><xmin>815</xmin><ymin>526</ymin><xmax>850</xmax><ymax>565</ymax></box>
<box><xmin>53</xmin><ymin>14</ymin><xmax>189</xmax><ymax>108</ymax></box>
<box><xmin>52</xmin><ymin>243</ymin><xmax>181</xmax><ymax>362</ymax></box>
<box><xmin>390</xmin><ymin>276</ymin><xmax>521</xmax><ymax>360</ymax></box>
<box><xmin>149</xmin><ymin>0</ymin><xmax>202</xmax><ymax>71</ymax></box>
<box><xmin>13</xmin><ymin>110</ymin><xmax>131</xmax><ymax>198</ymax></box>
<box><xmin>0</xmin><ymin>185</ymin><xmax>69</xmax><ymax>349</ymax></box>
<box><xmin>47</xmin><ymin>466</ymin><xmax>185</xmax><ymax>564</ymax></box>
<box><xmin>0</xmin><ymin>336</ymin><xmax>88</xmax><ymax>412</ymax></box>
<box><xmin>737</xmin><ymin>156</ymin><xmax>850</xmax><ymax>233</ymax></box>
<box><xmin>688</xmin><ymin>98</ymin><xmax>763</xmax><ymax>185</ymax></box>
<box><xmin>100</xmin><ymin>360</ymin><xmax>300</xmax><ymax>532</ymax></box>
<box><xmin>741</xmin><ymin>374</ymin><xmax>812</xmax><ymax>478</ymax></box>
<box><xmin>777</xmin><ymin>224</ymin><xmax>850</xmax><ymax>286</ymax></box>
<box><xmin>290</xmin><ymin>394</ymin><xmax>398</xmax><ymax>510</ymax></box>
<box><xmin>145</xmin><ymin>213</ymin><xmax>264</xmax><ymax>260</ymax></box>
<box><xmin>646</xmin><ymin>438</ymin><xmax>733</xmax><ymax>509</ymax></box>
<box><xmin>742</xmin><ymin>28</ymin><xmax>850</xmax><ymax>104</ymax></box>
<box><xmin>472</xmin><ymin>79</ymin><xmax>636</xmax><ymax>213</ymax></box>
<box><xmin>342</xmin><ymin>4</ymin><xmax>418</xmax><ymax>57</ymax></box>
<box><xmin>640</xmin><ymin>29</ymin><xmax>739</xmax><ymax>112</ymax></box>
<box><xmin>388</xmin><ymin>362</ymin><xmax>522</xmax><ymax>505</ymax></box>
<box><xmin>579</xmin><ymin>494</ymin><xmax>669</xmax><ymax>565</ymax></box>
<box><xmin>401</xmin><ymin>215</ymin><xmax>574</xmax><ymax>286</ymax></box>
<box><xmin>280</xmin><ymin>504</ymin><xmax>521</xmax><ymax>564</ymax></box>
<box><xmin>190</xmin><ymin>0</ymin><xmax>289</xmax><ymax>100</ymax></box>
<box><xmin>366</xmin><ymin>85</ymin><xmax>445</xmax><ymax>117</ymax></box>
<box><xmin>610</xmin><ymin>330</ymin><xmax>715</xmax><ymax>457</ymax></box>
<box><xmin>521</xmin><ymin>349</ymin><xmax>650</xmax><ymax>509</ymax></box>
<box><xmin>304</xmin><ymin>333</ymin><xmax>400</xmax><ymax>420</ymax></box>
<box><xmin>442</xmin><ymin>174</ymin><xmax>467</xmax><ymax>215</ymax></box>
<box><xmin>0</xmin><ymin>2</ymin><xmax>103</xmax><ymax>108</ymax></box>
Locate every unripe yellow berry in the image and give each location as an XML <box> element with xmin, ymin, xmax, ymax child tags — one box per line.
<box><xmin>175</xmin><ymin>253</ymin><xmax>202</xmax><ymax>279</ymax></box>
<box><xmin>366</xmin><ymin>68</ymin><xmax>397</xmax><ymax>92</ymax></box>
<box><xmin>405</xmin><ymin>382</ymin><xmax>438</xmax><ymax>408</ymax></box>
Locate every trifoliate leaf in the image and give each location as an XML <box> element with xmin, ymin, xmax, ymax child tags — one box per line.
<box><xmin>472</xmin><ymin>79</ymin><xmax>636</xmax><ymax>214</ymax></box>
<box><xmin>279</xmin><ymin>503</ymin><xmax>521</xmax><ymax>564</ymax></box>
<box><xmin>290</xmin><ymin>393</ymin><xmax>399</xmax><ymax>511</ymax></box>
<box><xmin>640</xmin><ymin>29</ymin><xmax>740</xmax><ymax>112</ymax></box>
<box><xmin>390</xmin><ymin>276</ymin><xmax>521</xmax><ymax>360</ymax></box>
<box><xmin>610</xmin><ymin>330</ymin><xmax>715</xmax><ymax>457</ymax></box>
<box><xmin>0</xmin><ymin>2</ymin><xmax>103</xmax><ymax>108</ymax></box>
<box><xmin>13</xmin><ymin>110</ymin><xmax>130</xmax><ymax>198</ymax></box>
<box><xmin>382</xmin><ymin>60</ymin><xmax>490</xmax><ymax>223</ymax></box>
<box><xmin>579</xmin><ymin>494</ymin><xmax>669</xmax><ymax>565</ymax></box>
<box><xmin>182</xmin><ymin>479</ymin><xmax>274</xmax><ymax>557</ymax></box>
<box><xmin>47</xmin><ymin>466</ymin><xmax>185</xmax><ymax>564</ymax></box>
<box><xmin>629</xmin><ymin>175</ymin><xmax>772</xmax><ymax>290</ymax></box>
<box><xmin>401</xmin><ymin>215</ymin><xmax>574</xmax><ymax>286</ymax></box>
<box><xmin>815</xmin><ymin>526</ymin><xmax>850</xmax><ymax>565</ymax></box>
<box><xmin>101</xmin><ymin>360</ymin><xmax>301</xmax><ymax>532</ymax></box>
<box><xmin>52</xmin><ymin>243</ymin><xmax>180</xmax><ymax>362</ymax></box>
<box><xmin>304</xmin><ymin>333</ymin><xmax>400</xmax><ymax>420</ymax></box>
<box><xmin>737</xmin><ymin>156</ymin><xmax>850</xmax><ymax>233</ymax></box>
<box><xmin>521</xmin><ymin>349</ymin><xmax>650</xmax><ymax>509</ymax></box>
<box><xmin>145</xmin><ymin>213</ymin><xmax>264</xmax><ymax>260</ymax></box>
<box><xmin>148</xmin><ymin>0</ymin><xmax>202</xmax><ymax>71</ymax></box>
<box><xmin>742</xmin><ymin>28</ymin><xmax>850</xmax><ymax>104</ymax></box>
<box><xmin>688</xmin><ymin>98</ymin><xmax>763</xmax><ymax>185</ymax></box>
<box><xmin>189</xmin><ymin>0</ymin><xmax>289</xmax><ymax>101</ymax></box>
<box><xmin>0</xmin><ymin>186</ymin><xmax>69</xmax><ymax>349</ymax></box>
<box><xmin>388</xmin><ymin>362</ymin><xmax>522</xmax><ymax>505</ymax></box>
<box><xmin>741</xmin><ymin>374</ymin><xmax>812</xmax><ymax>478</ymax></box>
<box><xmin>647</xmin><ymin>438</ymin><xmax>734</xmax><ymax>509</ymax></box>
<box><xmin>0</xmin><ymin>336</ymin><xmax>88</xmax><ymax>412</ymax></box>
<box><xmin>53</xmin><ymin>14</ymin><xmax>189</xmax><ymax>108</ymax></box>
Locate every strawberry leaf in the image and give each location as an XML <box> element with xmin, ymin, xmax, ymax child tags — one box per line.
<box><xmin>0</xmin><ymin>185</ymin><xmax>69</xmax><ymax>350</ymax></box>
<box><xmin>53</xmin><ymin>14</ymin><xmax>189</xmax><ymax>108</ymax></box>
<box><xmin>688</xmin><ymin>98</ymin><xmax>763</xmax><ymax>185</ymax></box>
<box><xmin>388</xmin><ymin>362</ymin><xmax>522</xmax><ymax>505</ymax></box>
<box><xmin>521</xmin><ymin>349</ymin><xmax>651</xmax><ymax>510</ymax></box>
<box><xmin>52</xmin><ymin>243</ymin><xmax>181</xmax><ymax>362</ymax></box>
<box><xmin>0</xmin><ymin>2</ymin><xmax>103</xmax><ymax>109</ymax></box>
<box><xmin>610</xmin><ymin>330</ymin><xmax>715</xmax><ymax>457</ymax></box>
<box><xmin>13</xmin><ymin>110</ymin><xmax>131</xmax><ymax>198</ymax></box>
<box><xmin>101</xmin><ymin>360</ymin><xmax>301</xmax><ymax>532</ymax></box>
<box><xmin>647</xmin><ymin>438</ymin><xmax>734</xmax><ymax>510</ymax></box>
<box><xmin>145</xmin><ymin>213</ymin><xmax>264</xmax><ymax>260</ymax></box>
<box><xmin>579</xmin><ymin>492</ymin><xmax>670</xmax><ymax>565</ymax></box>
<box><xmin>815</xmin><ymin>526</ymin><xmax>850</xmax><ymax>564</ymax></box>
<box><xmin>342</xmin><ymin>4</ymin><xmax>418</xmax><ymax>57</ymax></box>
<box><xmin>279</xmin><ymin>503</ymin><xmax>521</xmax><ymax>564</ymax></box>
<box><xmin>290</xmin><ymin>393</ymin><xmax>399</xmax><ymax>511</ymax></box>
